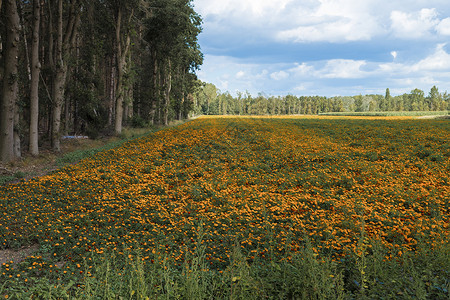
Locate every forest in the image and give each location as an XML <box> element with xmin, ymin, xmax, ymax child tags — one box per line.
<box><xmin>192</xmin><ymin>84</ymin><xmax>450</xmax><ymax>116</ymax></box>
<box><xmin>0</xmin><ymin>0</ymin><xmax>203</xmax><ymax>162</ymax></box>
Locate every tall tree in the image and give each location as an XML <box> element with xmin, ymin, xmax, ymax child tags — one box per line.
<box><xmin>47</xmin><ymin>0</ymin><xmax>81</xmax><ymax>151</ymax></box>
<box><xmin>1</xmin><ymin>0</ymin><xmax>204</xmax><ymax>160</ymax></box>
<box><xmin>29</xmin><ymin>0</ymin><xmax>41</xmax><ymax>156</ymax></box>
<box><xmin>409</xmin><ymin>88</ymin><xmax>424</xmax><ymax>111</ymax></box>
<box><xmin>354</xmin><ymin>95</ymin><xmax>363</xmax><ymax>112</ymax></box>
<box><xmin>0</xmin><ymin>0</ymin><xmax>21</xmax><ymax>162</ymax></box>
<box><xmin>428</xmin><ymin>85</ymin><xmax>440</xmax><ymax>111</ymax></box>
<box><xmin>111</xmin><ymin>1</ymin><xmax>135</xmax><ymax>134</ymax></box>
<box><xmin>145</xmin><ymin>0</ymin><xmax>202</xmax><ymax>125</ymax></box>
<box><xmin>378</xmin><ymin>88</ymin><xmax>387</xmax><ymax>111</ymax></box>
<box><xmin>163</xmin><ymin>59</ymin><xmax>171</xmax><ymax>125</ymax></box>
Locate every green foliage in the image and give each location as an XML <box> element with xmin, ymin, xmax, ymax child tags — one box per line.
<box><xmin>130</xmin><ymin>115</ymin><xmax>148</xmax><ymax>128</ymax></box>
<box><xmin>14</xmin><ymin>171</ymin><xmax>25</xmax><ymax>179</ymax></box>
<box><xmin>193</xmin><ymin>84</ymin><xmax>450</xmax><ymax>116</ymax></box>
<box><xmin>1</xmin><ymin>238</ymin><xmax>448</xmax><ymax>299</ymax></box>
<box><xmin>55</xmin><ymin>130</ymin><xmax>154</xmax><ymax>167</ymax></box>
<box><xmin>0</xmin><ymin>175</ymin><xmax>16</xmax><ymax>185</ymax></box>
<box><xmin>0</xmin><ymin>171</ymin><xmax>25</xmax><ymax>185</ymax></box>
<box><xmin>4</xmin><ymin>0</ymin><xmax>203</xmax><ymax>160</ymax></box>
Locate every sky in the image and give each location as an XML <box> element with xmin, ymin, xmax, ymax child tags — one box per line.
<box><xmin>192</xmin><ymin>0</ymin><xmax>450</xmax><ymax>97</ymax></box>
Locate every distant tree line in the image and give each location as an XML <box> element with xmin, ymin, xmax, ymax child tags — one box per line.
<box><xmin>192</xmin><ymin>84</ymin><xmax>450</xmax><ymax>116</ymax></box>
<box><xmin>0</xmin><ymin>0</ymin><xmax>203</xmax><ymax>162</ymax></box>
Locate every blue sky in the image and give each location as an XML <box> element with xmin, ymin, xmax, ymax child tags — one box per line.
<box><xmin>192</xmin><ymin>0</ymin><xmax>450</xmax><ymax>97</ymax></box>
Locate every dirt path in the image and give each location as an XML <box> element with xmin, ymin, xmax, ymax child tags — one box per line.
<box><xmin>0</xmin><ymin>245</ymin><xmax>39</xmax><ymax>266</ymax></box>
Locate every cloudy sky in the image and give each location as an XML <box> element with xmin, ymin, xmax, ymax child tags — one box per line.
<box><xmin>192</xmin><ymin>0</ymin><xmax>450</xmax><ymax>97</ymax></box>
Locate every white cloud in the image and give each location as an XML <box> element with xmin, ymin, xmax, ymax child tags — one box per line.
<box><xmin>319</xmin><ymin>59</ymin><xmax>368</xmax><ymax>79</ymax></box>
<box><xmin>294</xmin><ymin>84</ymin><xmax>308</xmax><ymax>92</ymax></box>
<box><xmin>289</xmin><ymin>63</ymin><xmax>314</xmax><ymax>76</ymax></box>
<box><xmin>379</xmin><ymin>44</ymin><xmax>450</xmax><ymax>74</ymax></box>
<box><xmin>378</xmin><ymin>62</ymin><xmax>404</xmax><ymax>73</ymax></box>
<box><xmin>413</xmin><ymin>44</ymin><xmax>450</xmax><ymax>71</ymax></box>
<box><xmin>197</xmin><ymin>0</ymin><xmax>384</xmax><ymax>43</ymax></box>
<box><xmin>219</xmin><ymin>80</ymin><xmax>229</xmax><ymax>90</ymax></box>
<box><xmin>194</xmin><ymin>0</ymin><xmax>450</xmax><ymax>97</ymax></box>
<box><xmin>259</xmin><ymin>70</ymin><xmax>269</xmax><ymax>77</ymax></box>
<box><xmin>436</xmin><ymin>18</ymin><xmax>450</xmax><ymax>35</ymax></box>
<box><xmin>276</xmin><ymin>0</ymin><xmax>382</xmax><ymax>42</ymax></box>
<box><xmin>197</xmin><ymin>0</ymin><xmax>450</xmax><ymax>46</ymax></box>
<box><xmin>194</xmin><ymin>0</ymin><xmax>293</xmax><ymax>24</ymax></box>
<box><xmin>197</xmin><ymin>41</ymin><xmax>450</xmax><ymax>97</ymax></box>
<box><xmin>277</xmin><ymin>20</ymin><xmax>375</xmax><ymax>42</ymax></box>
<box><xmin>270</xmin><ymin>71</ymin><xmax>289</xmax><ymax>80</ymax></box>
<box><xmin>390</xmin><ymin>8</ymin><xmax>440</xmax><ymax>38</ymax></box>
<box><xmin>236</xmin><ymin>71</ymin><xmax>245</xmax><ymax>79</ymax></box>
<box><xmin>200</xmin><ymin>53</ymin><xmax>413</xmax><ymax>91</ymax></box>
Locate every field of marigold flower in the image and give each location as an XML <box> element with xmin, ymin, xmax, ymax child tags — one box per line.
<box><xmin>0</xmin><ymin>116</ymin><xmax>449</xmax><ymax>298</ymax></box>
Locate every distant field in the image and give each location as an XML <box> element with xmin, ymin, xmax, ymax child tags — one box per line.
<box><xmin>319</xmin><ymin>110</ymin><xmax>449</xmax><ymax>117</ymax></box>
<box><xmin>1</xmin><ymin>116</ymin><xmax>449</xmax><ymax>298</ymax></box>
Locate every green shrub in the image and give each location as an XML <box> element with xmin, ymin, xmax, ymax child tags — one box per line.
<box><xmin>0</xmin><ymin>175</ymin><xmax>16</xmax><ymax>185</ymax></box>
<box><xmin>14</xmin><ymin>171</ymin><xmax>26</xmax><ymax>179</ymax></box>
<box><xmin>130</xmin><ymin>115</ymin><xmax>148</xmax><ymax>128</ymax></box>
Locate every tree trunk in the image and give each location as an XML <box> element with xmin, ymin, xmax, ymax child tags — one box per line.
<box><xmin>149</xmin><ymin>51</ymin><xmax>158</xmax><ymax>125</ymax></box>
<box><xmin>18</xmin><ymin>1</ymin><xmax>31</xmax><ymax>82</ymax></box>
<box><xmin>14</xmin><ymin>100</ymin><xmax>21</xmax><ymax>158</ymax></box>
<box><xmin>157</xmin><ymin>68</ymin><xmax>161</xmax><ymax>124</ymax></box>
<box><xmin>47</xmin><ymin>0</ymin><xmax>54</xmax><ymax>70</ymax></box>
<box><xmin>164</xmin><ymin>59</ymin><xmax>171</xmax><ymax>126</ymax></box>
<box><xmin>50</xmin><ymin>0</ymin><xmax>80</xmax><ymax>151</ymax></box>
<box><xmin>0</xmin><ymin>0</ymin><xmax>20</xmax><ymax>162</ymax></box>
<box><xmin>179</xmin><ymin>94</ymin><xmax>184</xmax><ymax>120</ymax></box>
<box><xmin>114</xmin><ymin>7</ymin><xmax>124</xmax><ymax>134</ymax></box>
<box><xmin>29</xmin><ymin>0</ymin><xmax>41</xmax><ymax>156</ymax></box>
<box><xmin>124</xmin><ymin>51</ymin><xmax>133</xmax><ymax>123</ymax></box>
<box><xmin>114</xmin><ymin>59</ymin><xmax>124</xmax><ymax>134</ymax></box>
<box><xmin>51</xmin><ymin>65</ymin><xmax>67</xmax><ymax>151</ymax></box>
<box><xmin>114</xmin><ymin>6</ymin><xmax>133</xmax><ymax>135</ymax></box>
<box><xmin>51</xmin><ymin>0</ymin><xmax>64</xmax><ymax>151</ymax></box>
<box><xmin>64</xmin><ymin>82</ymin><xmax>70</xmax><ymax>135</ymax></box>
<box><xmin>107</xmin><ymin>56</ymin><xmax>115</xmax><ymax>126</ymax></box>
<box><xmin>124</xmin><ymin>85</ymin><xmax>133</xmax><ymax>121</ymax></box>
<box><xmin>178</xmin><ymin>68</ymin><xmax>185</xmax><ymax>120</ymax></box>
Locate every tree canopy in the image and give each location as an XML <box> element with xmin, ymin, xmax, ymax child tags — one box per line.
<box><xmin>191</xmin><ymin>84</ymin><xmax>450</xmax><ymax>116</ymax></box>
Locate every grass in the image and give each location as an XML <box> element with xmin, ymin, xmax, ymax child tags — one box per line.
<box><xmin>55</xmin><ymin>127</ymin><xmax>156</xmax><ymax>168</ymax></box>
<box><xmin>0</xmin><ymin>172</ymin><xmax>26</xmax><ymax>186</ymax></box>
<box><xmin>1</xmin><ymin>116</ymin><xmax>449</xmax><ymax>299</ymax></box>
<box><xmin>2</xmin><ymin>232</ymin><xmax>448</xmax><ymax>299</ymax></box>
<box><xmin>0</xmin><ymin>127</ymin><xmax>161</xmax><ymax>186</ymax></box>
<box><xmin>318</xmin><ymin>110</ymin><xmax>449</xmax><ymax>117</ymax></box>
<box><xmin>0</xmin><ymin>175</ymin><xmax>16</xmax><ymax>186</ymax></box>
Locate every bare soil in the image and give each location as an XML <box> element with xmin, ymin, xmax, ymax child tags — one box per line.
<box><xmin>0</xmin><ymin>244</ymin><xmax>39</xmax><ymax>266</ymax></box>
<box><xmin>0</xmin><ymin>136</ymin><xmax>120</xmax><ymax>185</ymax></box>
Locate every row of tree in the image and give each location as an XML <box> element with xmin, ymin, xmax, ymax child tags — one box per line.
<box><xmin>192</xmin><ymin>84</ymin><xmax>450</xmax><ymax>116</ymax></box>
<box><xmin>0</xmin><ymin>0</ymin><xmax>203</xmax><ymax>162</ymax></box>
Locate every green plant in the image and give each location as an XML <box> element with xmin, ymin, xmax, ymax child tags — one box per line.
<box><xmin>0</xmin><ymin>175</ymin><xmax>16</xmax><ymax>185</ymax></box>
<box><xmin>130</xmin><ymin>115</ymin><xmax>148</xmax><ymax>128</ymax></box>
